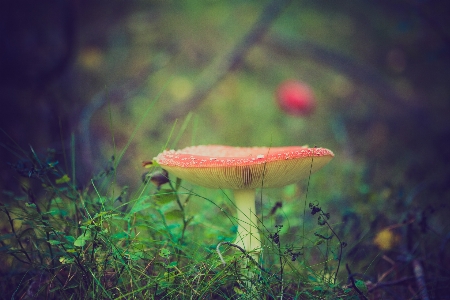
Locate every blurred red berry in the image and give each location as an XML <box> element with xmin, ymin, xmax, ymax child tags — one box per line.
<box><xmin>276</xmin><ymin>80</ymin><xmax>316</xmax><ymax>116</ymax></box>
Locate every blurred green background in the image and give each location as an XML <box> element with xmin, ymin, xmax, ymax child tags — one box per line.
<box><xmin>1</xmin><ymin>0</ymin><xmax>449</xmax><ymax>289</ymax></box>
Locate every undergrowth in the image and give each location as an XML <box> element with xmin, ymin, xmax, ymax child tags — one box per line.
<box><xmin>0</xmin><ymin>146</ymin><xmax>362</xmax><ymax>299</ymax></box>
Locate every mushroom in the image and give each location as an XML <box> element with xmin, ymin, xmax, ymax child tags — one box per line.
<box><xmin>152</xmin><ymin>145</ymin><xmax>334</xmax><ymax>259</ymax></box>
<box><xmin>276</xmin><ymin>80</ymin><xmax>316</xmax><ymax>116</ymax></box>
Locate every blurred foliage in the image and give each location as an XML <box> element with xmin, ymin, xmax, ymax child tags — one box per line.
<box><xmin>1</xmin><ymin>0</ymin><xmax>450</xmax><ymax>298</ymax></box>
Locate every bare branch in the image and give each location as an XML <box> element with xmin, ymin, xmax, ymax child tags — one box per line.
<box><xmin>162</xmin><ymin>0</ymin><xmax>292</xmax><ymax>123</ymax></box>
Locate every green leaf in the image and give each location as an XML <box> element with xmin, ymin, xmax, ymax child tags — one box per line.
<box><xmin>164</xmin><ymin>209</ymin><xmax>184</xmax><ymax>221</ymax></box>
<box><xmin>355</xmin><ymin>280</ymin><xmax>368</xmax><ymax>294</ymax></box>
<box><xmin>154</xmin><ymin>189</ymin><xmax>177</xmax><ymax>204</ymax></box>
<box><xmin>48</xmin><ymin>240</ymin><xmax>64</xmax><ymax>246</ymax></box>
<box><xmin>129</xmin><ymin>201</ymin><xmax>152</xmax><ymax>214</ymax></box>
<box><xmin>64</xmin><ymin>235</ymin><xmax>75</xmax><ymax>243</ymax></box>
<box><xmin>25</xmin><ymin>202</ymin><xmax>37</xmax><ymax>208</ymax></box>
<box><xmin>126</xmin><ymin>250</ymin><xmax>144</xmax><ymax>260</ymax></box>
<box><xmin>96</xmin><ymin>196</ymin><xmax>107</xmax><ymax>204</ymax></box>
<box><xmin>74</xmin><ymin>230</ymin><xmax>92</xmax><ymax>247</ymax></box>
<box><xmin>59</xmin><ymin>256</ymin><xmax>75</xmax><ymax>264</ymax></box>
<box><xmin>46</xmin><ymin>209</ymin><xmax>68</xmax><ymax>217</ymax></box>
<box><xmin>111</xmin><ymin>232</ymin><xmax>128</xmax><ymax>240</ymax></box>
<box><xmin>53</xmin><ymin>197</ymin><xmax>64</xmax><ymax>204</ymax></box>
<box><xmin>93</xmin><ymin>211</ymin><xmax>115</xmax><ymax>219</ymax></box>
<box><xmin>159</xmin><ymin>248</ymin><xmax>171</xmax><ymax>258</ymax></box>
<box><xmin>55</xmin><ymin>174</ymin><xmax>70</xmax><ymax>184</ymax></box>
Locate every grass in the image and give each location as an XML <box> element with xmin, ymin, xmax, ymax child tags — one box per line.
<box><xmin>2</xmin><ymin>127</ymin><xmax>450</xmax><ymax>299</ymax></box>
<box><xmin>2</xmin><ymin>121</ymin><xmax>449</xmax><ymax>299</ymax></box>
<box><xmin>0</xmin><ymin>141</ymin><xmax>364</xmax><ymax>299</ymax></box>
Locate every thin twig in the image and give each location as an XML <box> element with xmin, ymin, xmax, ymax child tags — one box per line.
<box><xmin>346</xmin><ymin>263</ymin><xmax>368</xmax><ymax>300</ymax></box>
<box><xmin>1</xmin><ymin>206</ymin><xmax>33</xmax><ymax>264</ymax></box>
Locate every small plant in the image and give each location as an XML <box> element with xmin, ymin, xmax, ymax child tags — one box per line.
<box><xmin>309</xmin><ymin>201</ymin><xmax>347</xmax><ymax>284</ymax></box>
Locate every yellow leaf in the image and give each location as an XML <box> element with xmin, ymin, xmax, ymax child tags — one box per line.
<box><xmin>374</xmin><ymin>228</ymin><xmax>400</xmax><ymax>250</ymax></box>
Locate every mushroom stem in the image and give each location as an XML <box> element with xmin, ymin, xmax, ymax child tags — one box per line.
<box><xmin>233</xmin><ymin>189</ymin><xmax>261</xmax><ymax>257</ymax></box>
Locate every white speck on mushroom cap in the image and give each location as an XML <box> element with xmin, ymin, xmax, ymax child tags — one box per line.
<box><xmin>154</xmin><ymin>145</ymin><xmax>334</xmax><ymax>189</ymax></box>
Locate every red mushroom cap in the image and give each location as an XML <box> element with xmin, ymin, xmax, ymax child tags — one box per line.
<box><xmin>154</xmin><ymin>145</ymin><xmax>334</xmax><ymax>189</ymax></box>
<box><xmin>276</xmin><ymin>80</ymin><xmax>316</xmax><ymax>116</ymax></box>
